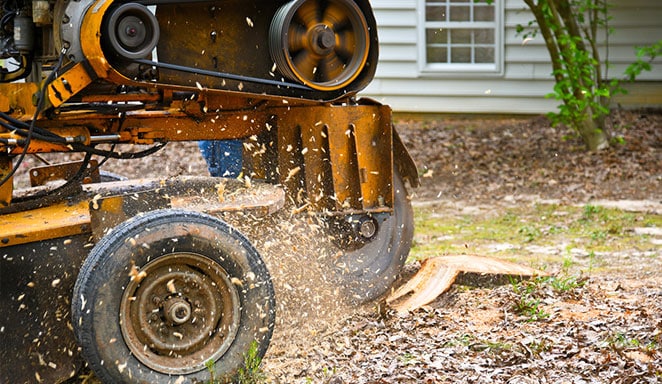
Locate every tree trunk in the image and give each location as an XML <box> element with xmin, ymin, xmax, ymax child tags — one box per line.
<box><xmin>523</xmin><ymin>0</ymin><xmax>615</xmax><ymax>151</ymax></box>
<box><xmin>577</xmin><ymin>117</ymin><xmax>609</xmax><ymax>151</ymax></box>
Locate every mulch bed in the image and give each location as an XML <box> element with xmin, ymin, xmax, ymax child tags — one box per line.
<box><xmin>397</xmin><ymin>110</ymin><xmax>661</xmax><ymax>203</ymax></box>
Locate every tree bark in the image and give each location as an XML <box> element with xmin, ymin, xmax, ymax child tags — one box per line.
<box><xmin>523</xmin><ymin>0</ymin><xmax>612</xmax><ymax>151</ymax></box>
<box><xmin>577</xmin><ymin>114</ymin><xmax>609</xmax><ymax>151</ymax></box>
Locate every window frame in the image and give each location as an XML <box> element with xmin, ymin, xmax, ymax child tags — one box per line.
<box><xmin>418</xmin><ymin>0</ymin><xmax>504</xmax><ymax>76</ymax></box>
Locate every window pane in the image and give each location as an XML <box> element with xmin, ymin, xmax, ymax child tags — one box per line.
<box><xmin>475</xmin><ymin>47</ymin><xmax>495</xmax><ymax>63</ymax></box>
<box><xmin>427</xmin><ymin>47</ymin><xmax>448</xmax><ymax>63</ymax></box>
<box><xmin>474</xmin><ymin>29</ymin><xmax>494</xmax><ymax>44</ymax></box>
<box><xmin>424</xmin><ymin>0</ymin><xmax>498</xmax><ymax>67</ymax></box>
<box><xmin>426</xmin><ymin>6</ymin><xmax>447</xmax><ymax>22</ymax></box>
<box><xmin>449</xmin><ymin>6</ymin><xmax>470</xmax><ymax>21</ymax></box>
<box><xmin>451</xmin><ymin>47</ymin><xmax>471</xmax><ymax>63</ymax></box>
<box><xmin>450</xmin><ymin>29</ymin><xmax>471</xmax><ymax>44</ymax></box>
<box><xmin>474</xmin><ymin>6</ymin><xmax>494</xmax><ymax>22</ymax></box>
<box><xmin>426</xmin><ymin>28</ymin><xmax>448</xmax><ymax>44</ymax></box>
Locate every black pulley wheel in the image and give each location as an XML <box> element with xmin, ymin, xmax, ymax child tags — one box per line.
<box><xmin>103</xmin><ymin>3</ymin><xmax>160</xmax><ymax>60</ymax></box>
<box><xmin>72</xmin><ymin>209</ymin><xmax>275</xmax><ymax>383</ymax></box>
<box><xmin>332</xmin><ymin>169</ymin><xmax>414</xmax><ymax>302</ymax></box>
<box><xmin>269</xmin><ymin>0</ymin><xmax>370</xmax><ymax>91</ymax></box>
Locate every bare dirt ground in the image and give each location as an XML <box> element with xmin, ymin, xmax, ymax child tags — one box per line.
<box><xmin>18</xmin><ymin>110</ymin><xmax>660</xmax><ymax>382</ymax></box>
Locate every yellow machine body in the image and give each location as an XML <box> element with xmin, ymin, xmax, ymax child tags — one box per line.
<box><xmin>0</xmin><ymin>0</ymin><xmax>418</xmax><ymax>382</ymax></box>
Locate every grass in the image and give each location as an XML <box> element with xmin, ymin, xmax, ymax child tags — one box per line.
<box><xmin>236</xmin><ymin>341</ymin><xmax>267</xmax><ymax>384</ymax></box>
<box><xmin>547</xmin><ymin>275</ymin><xmax>587</xmax><ymax>292</ymax></box>
<box><xmin>603</xmin><ymin>331</ymin><xmax>660</xmax><ymax>355</ymax></box>
<box><xmin>509</xmin><ymin>277</ymin><xmax>551</xmax><ymax>322</ymax></box>
<box><xmin>205</xmin><ymin>340</ymin><xmax>266</xmax><ymax>384</ymax></box>
<box><xmin>512</xmin><ymin>296</ymin><xmax>550</xmax><ymax>322</ymax></box>
<box><xmin>304</xmin><ymin>366</ymin><xmax>338</xmax><ymax>383</ymax></box>
<box><xmin>410</xmin><ymin>202</ymin><xmax>661</xmax><ymax>274</ymax></box>
<box><xmin>506</xmin><ymin>275</ymin><xmax>588</xmax><ymax>322</ymax></box>
<box><xmin>442</xmin><ymin>333</ymin><xmax>514</xmax><ymax>353</ymax></box>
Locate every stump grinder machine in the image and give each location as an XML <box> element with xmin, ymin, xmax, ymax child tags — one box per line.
<box><xmin>0</xmin><ymin>0</ymin><xmax>419</xmax><ymax>382</ymax></box>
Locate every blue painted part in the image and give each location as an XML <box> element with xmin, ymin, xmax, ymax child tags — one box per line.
<box><xmin>198</xmin><ymin>140</ymin><xmax>243</xmax><ymax>177</ymax></box>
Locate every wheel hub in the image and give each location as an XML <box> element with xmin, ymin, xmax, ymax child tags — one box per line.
<box><xmin>311</xmin><ymin>25</ymin><xmax>336</xmax><ymax>55</ymax></box>
<box><xmin>163</xmin><ymin>296</ymin><xmax>192</xmax><ymax>325</ymax></box>
<box><xmin>118</xmin><ymin>16</ymin><xmax>146</xmax><ymax>47</ymax></box>
<box><xmin>120</xmin><ymin>253</ymin><xmax>241</xmax><ymax>374</ymax></box>
<box><xmin>358</xmin><ymin>217</ymin><xmax>377</xmax><ymax>239</ymax></box>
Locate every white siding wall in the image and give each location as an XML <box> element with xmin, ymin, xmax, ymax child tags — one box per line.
<box><xmin>363</xmin><ymin>0</ymin><xmax>662</xmax><ymax>114</ymax></box>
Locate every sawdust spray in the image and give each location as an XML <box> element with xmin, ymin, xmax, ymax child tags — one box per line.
<box><xmin>220</xmin><ymin>207</ymin><xmax>364</xmax><ymax>375</ymax></box>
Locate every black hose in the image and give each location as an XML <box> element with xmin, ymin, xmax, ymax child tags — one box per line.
<box><xmin>71</xmin><ymin>141</ymin><xmax>167</xmax><ymax>159</ymax></box>
<box><xmin>0</xmin><ymin>120</ymin><xmax>69</xmax><ymax>144</ymax></box>
<box><xmin>0</xmin><ymin>111</ymin><xmax>66</xmax><ymax>140</ymax></box>
<box><xmin>0</xmin><ymin>52</ymin><xmax>65</xmax><ymax>188</ymax></box>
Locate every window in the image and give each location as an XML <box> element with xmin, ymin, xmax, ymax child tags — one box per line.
<box><xmin>420</xmin><ymin>0</ymin><xmax>502</xmax><ymax>73</ymax></box>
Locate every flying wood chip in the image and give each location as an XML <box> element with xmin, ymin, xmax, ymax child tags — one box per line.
<box><xmin>387</xmin><ymin>255</ymin><xmax>548</xmax><ymax>314</ymax></box>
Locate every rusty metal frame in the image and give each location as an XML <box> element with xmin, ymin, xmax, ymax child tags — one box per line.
<box><xmin>262</xmin><ymin>103</ymin><xmax>395</xmax><ymax>214</ymax></box>
<box><xmin>0</xmin><ymin>176</ymin><xmax>284</xmax><ymax>248</ymax></box>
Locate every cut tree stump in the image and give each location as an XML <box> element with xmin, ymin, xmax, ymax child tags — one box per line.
<box><xmin>387</xmin><ymin>255</ymin><xmax>548</xmax><ymax>314</ymax></box>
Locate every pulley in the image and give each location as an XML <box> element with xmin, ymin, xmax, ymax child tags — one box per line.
<box><xmin>102</xmin><ymin>3</ymin><xmax>160</xmax><ymax>61</ymax></box>
<box><xmin>269</xmin><ymin>0</ymin><xmax>370</xmax><ymax>91</ymax></box>
<box><xmin>13</xmin><ymin>15</ymin><xmax>34</xmax><ymax>54</ymax></box>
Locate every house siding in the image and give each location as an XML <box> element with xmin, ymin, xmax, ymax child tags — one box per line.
<box><xmin>363</xmin><ymin>0</ymin><xmax>662</xmax><ymax>114</ymax></box>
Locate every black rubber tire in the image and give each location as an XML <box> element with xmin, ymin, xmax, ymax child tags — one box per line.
<box><xmin>72</xmin><ymin>209</ymin><xmax>275</xmax><ymax>383</ymax></box>
<box><xmin>332</xmin><ymin>169</ymin><xmax>414</xmax><ymax>302</ymax></box>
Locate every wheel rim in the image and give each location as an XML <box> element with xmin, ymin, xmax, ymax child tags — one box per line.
<box><xmin>120</xmin><ymin>252</ymin><xmax>240</xmax><ymax>375</ymax></box>
<box><xmin>270</xmin><ymin>0</ymin><xmax>370</xmax><ymax>91</ymax></box>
